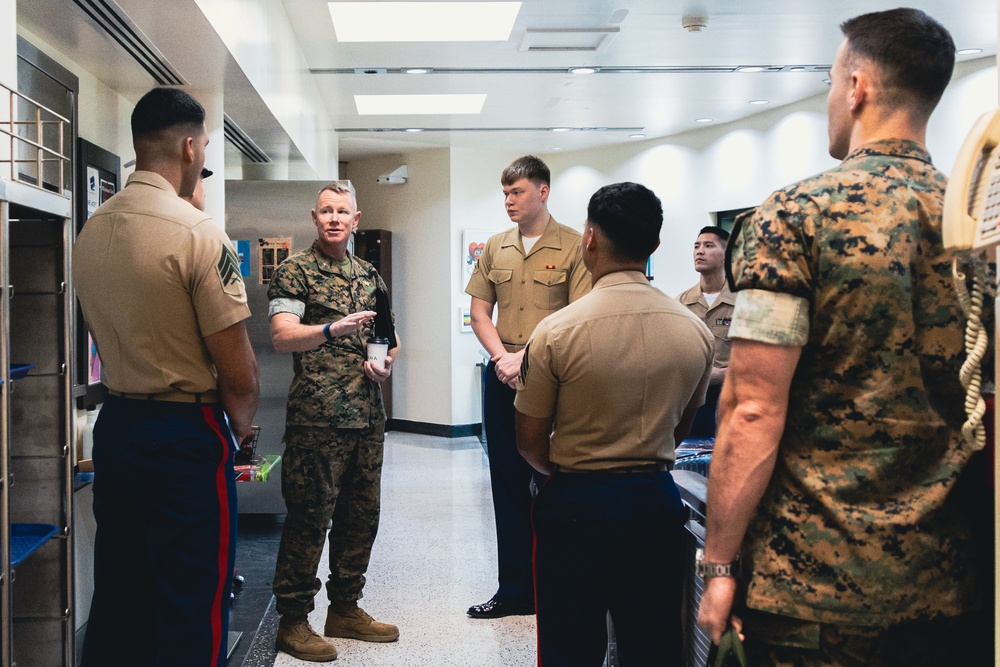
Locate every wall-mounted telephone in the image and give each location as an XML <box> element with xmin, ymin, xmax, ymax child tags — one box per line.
<box><xmin>943</xmin><ymin>108</ymin><xmax>1000</xmax><ymax>251</ymax></box>
<box><xmin>942</xmin><ymin>108</ymin><xmax>1000</xmax><ymax>452</ymax></box>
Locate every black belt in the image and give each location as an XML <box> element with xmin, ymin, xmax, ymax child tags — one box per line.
<box><xmin>552</xmin><ymin>462</ymin><xmax>670</xmax><ymax>474</ymax></box>
<box><xmin>107</xmin><ymin>389</ymin><xmax>219</xmax><ymax>404</ymax></box>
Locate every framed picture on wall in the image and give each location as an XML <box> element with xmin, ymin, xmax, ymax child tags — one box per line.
<box><xmin>75</xmin><ymin>138</ymin><xmax>121</xmax><ymax>407</ymax></box>
<box><xmin>462</xmin><ymin>230</ymin><xmax>492</xmax><ymax>284</ymax></box>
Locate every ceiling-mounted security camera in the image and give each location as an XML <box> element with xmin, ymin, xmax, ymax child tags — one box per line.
<box><xmin>377</xmin><ymin>165</ymin><xmax>408</xmax><ymax>184</ymax></box>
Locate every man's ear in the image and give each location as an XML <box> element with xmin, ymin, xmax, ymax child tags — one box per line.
<box><xmin>538</xmin><ymin>183</ymin><xmax>550</xmax><ymax>202</ymax></box>
<box><xmin>848</xmin><ymin>69</ymin><xmax>870</xmax><ymax>113</ymax></box>
<box><xmin>181</xmin><ymin>135</ymin><xmax>195</xmax><ymax>165</ymax></box>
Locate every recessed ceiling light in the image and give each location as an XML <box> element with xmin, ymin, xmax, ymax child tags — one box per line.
<box><xmin>957</xmin><ymin>48</ymin><xmax>983</xmax><ymax>55</ymax></box>
<box><xmin>550</xmin><ymin>147</ymin><xmax>565</xmax><ymax>151</ymax></box>
<box><xmin>821</xmin><ymin>78</ymin><xmax>831</xmax><ymax>84</ymax></box>
<box><xmin>695</xmin><ymin>118</ymin><xmax>713</xmax><ymax>123</ymax></box>
<box><xmin>403</xmin><ymin>68</ymin><xmax>431</xmax><ymax>74</ymax></box>
<box><xmin>403</xmin><ymin>128</ymin><xmax>424</xmax><ymax>132</ymax></box>
<box><xmin>550</xmin><ymin>127</ymin><xmax>572</xmax><ymax>132</ymax></box>
<box><xmin>355</xmin><ymin>94</ymin><xmax>487</xmax><ymax>115</ymax></box>
<box><xmin>628</xmin><ymin>133</ymin><xmax>646</xmax><ymax>139</ymax></box>
<box><xmin>738</xmin><ymin>66</ymin><xmax>765</xmax><ymax>73</ymax></box>
<box><xmin>789</xmin><ymin>67</ymin><xmax>806</xmax><ymax>72</ymax></box>
<box><xmin>568</xmin><ymin>67</ymin><xmax>597</xmax><ymax>74</ymax></box>
<box><xmin>748</xmin><ymin>99</ymin><xmax>769</xmax><ymax>105</ymax></box>
<box><xmin>329</xmin><ymin>2</ymin><xmax>521</xmax><ymax>42</ymax></box>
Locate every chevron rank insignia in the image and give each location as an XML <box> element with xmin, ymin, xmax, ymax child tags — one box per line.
<box><xmin>217</xmin><ymin>244</ymin><xmax>246</xmax><ymax>296</ymax></box>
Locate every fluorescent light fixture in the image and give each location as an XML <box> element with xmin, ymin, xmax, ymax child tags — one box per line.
<box><xmin>628</xmin><ymin>133</ymin><xmax>646</xmax><ymax>139</ymax></box>
<box><xmin>748</xmin><ymin>99</ymin><xmax>769</xmax><ymax>105</ymax></box>
<box><xmin>403</xmin><ymin>68</ymin><xmax>431</xmax><ymax>74</ymax></box>
<box><xmin>355</xmin><ymin>94</ymin><xmax>487</xmax><ymax>115</ymax></box>
<box><xmin>329</xmin><ymin>2</ymin><xmax>521</xmax><ymax>42</ymax></box>
<box><xmin>789</xmin><ymin>67</ymin><xmax>806</xmax><ymax>72</ymax></box>
<box><xmin>550</xmin><ymin>127</ymin><xmax>572</xmax><ymax>132</ymax></box>
<box><xmin>821</xmin><ymin>78</ymin><xmax>832</xmax><ymax>84</ymax></box>
<box><xmin>957</xmin><ymin>48</ymin><xmax>983</xmax><ymax>55</ymax></box>
<box><xmin>695</xmin><ymin>118</ymin><xmax>713</xmax><ymax>123</ymax></box>
<box><xmin>568</xmin><ymin>67</ymin><xmax>597</xmax><ymax>74</ymax></box>
<box><xmin>404</xmin><ymin>128</ymin><xmax>425</xmax><ymax>132</ymax></box>
<box><xmin>738</xmin><ymin>66</ymin><xmax>765</xmax><ymax>73</ymax></box>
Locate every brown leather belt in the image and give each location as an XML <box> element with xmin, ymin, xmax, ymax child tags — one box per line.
<box><xmin>552</xmin><ymin>462</ymin><xmax>670</xmax><ymax>474</ymax></box>
<box><xmin>107</xmin><ymin>389</ymin><xmax>219</xmax><ymax>404</ymax></box>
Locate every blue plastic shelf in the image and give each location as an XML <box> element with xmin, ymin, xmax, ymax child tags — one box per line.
<box><xmin>0</xmin><ymin>363</ymin><xmax>36</xmax><ymax>386</ymax></box>
<box><xmin>9</xmin><ymin>523</ymin><xmax>59</xmax><ymax>567</ymax></box>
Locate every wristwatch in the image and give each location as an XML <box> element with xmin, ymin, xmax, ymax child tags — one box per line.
<box><xmin>696</xmin><ymin>548</ymin><xmax>738</xmax><ymax>579</ymax></box>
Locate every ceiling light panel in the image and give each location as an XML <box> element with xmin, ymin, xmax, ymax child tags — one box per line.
<box><xmin>329</xmin><ymin>2</ymin><xmax>521</xmax><ymax>42</ymax></box>
<box><xmin>355</xmin><ymin>94</ymin><xmax>488</xmax><ymax>115</ymax></box>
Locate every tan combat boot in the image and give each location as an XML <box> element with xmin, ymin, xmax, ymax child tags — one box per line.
<box><xmin>276</xmin><ymin>615</ymin><xmax>338</xmax><ymax>662</ymax></box>
<box><xmin>324</xmin><ymin>601</ymin><xmax>400</xmax><ymax>642</ymax></box>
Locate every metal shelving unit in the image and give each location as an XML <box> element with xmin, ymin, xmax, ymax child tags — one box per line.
<box><xmin>1</xmin><ymin>79</ymin><xmax>75</xmax><ymax>667</ymax></box>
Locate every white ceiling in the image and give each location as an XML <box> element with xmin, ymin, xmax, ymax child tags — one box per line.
<box><xmin>15</xmin><ymin>0</ymin><xmax>999</xmax><ymax>170</ymax></box>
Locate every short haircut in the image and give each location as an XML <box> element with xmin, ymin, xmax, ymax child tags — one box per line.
<box><xmin>501</xmin><ymin>155</ymin><xmax>550</xmax><ymax>187</ymax></box>
<box><xmin>840</xmin><ymin>8</ymin><xmax>955</xmax><ymax>114</ymax></box>
<box><xmin>131</xmin><ymin>87</ymin><xmax>206</xmax><ymax>140</ymax></box>
<box><xmin>587</xmin><ymin>182</ymin><xmax>662</xmax><ymax>263</ymax></box>
<box><xmin>698</xmin><ymin>226</ymin><xmax>730</xmax><ymax>243</ymax></box>
<box><xmin>316</xmin><ymin>180</ymin><xmax>357</xmax><ymax>209</ymax></box>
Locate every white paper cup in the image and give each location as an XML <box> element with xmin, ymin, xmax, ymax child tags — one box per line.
<box><xmin>367</xmin><ymin>337</ymin><xmax>390</xmax><ymax>370</ymax></box>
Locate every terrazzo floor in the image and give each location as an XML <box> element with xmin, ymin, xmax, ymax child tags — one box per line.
<box><xmin>243</xmin><ymin>431</ymin><xmax>537</xmax><ymax>667</ymax></box>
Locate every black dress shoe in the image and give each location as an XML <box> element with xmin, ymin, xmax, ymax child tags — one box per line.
<box><xmin>467</xmin><ymin>597</ymin><xmax>534</xmax><ymax>618</ymax></box>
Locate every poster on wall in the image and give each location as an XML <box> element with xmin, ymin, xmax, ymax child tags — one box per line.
<box><xmin>258</xmin><ymin>237</ymin><xmax>292</xmax><ymax>284</ymax></box>
<box><xmin>459</xmin><ymin>307</ymin><xmax>473</xmax><ymax>333</ymax></box>
<box><xmin>235</xmin><ymin>240</ymin><xmax>251</xmax><ymax>277</ymax></box>
<box><xmin>462</xmin><ymin>230</ymin><xmax>492</xmax><ymax>284</ymax></box>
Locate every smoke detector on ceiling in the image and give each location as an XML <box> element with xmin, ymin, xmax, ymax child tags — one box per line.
<box><xmin>682</xmin><ymin>16</ymin><xmax>708</xmax><ymax>32</ymax></box>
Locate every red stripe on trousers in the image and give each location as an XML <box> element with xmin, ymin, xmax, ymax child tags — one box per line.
<box><xmin>202</xmin><ymin>407</ymin><xmax>232</xmax><ymax>667</ymax></box>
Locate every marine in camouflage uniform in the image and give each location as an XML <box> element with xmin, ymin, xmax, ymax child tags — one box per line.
<box><xmin>728</xmin><ymin>139</ymin><xmax>982</xmax><ymax>660</ymax></box>
<box><xmin>268</xmin><ymin>240</ymin><xmax>390</xmax><ymax>616</ymax></box>
<box><xmin>697</xmin><ymin>10</ymin><xmax>986</xmax><ymax>665</ymax></box>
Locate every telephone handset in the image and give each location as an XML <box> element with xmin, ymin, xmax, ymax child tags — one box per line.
<box><xmin>942</xmin><ymin>108</ymin><xmax>1000</xmax><ymax>452</ymax></box>
<box><xmin>943</xmin><ymin>108</ymin><xmax>1000</xmax><ymax>251</ymax></box>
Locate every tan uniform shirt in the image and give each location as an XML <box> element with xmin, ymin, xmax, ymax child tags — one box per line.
<box><xmin>73</xmin><ymin>171</ymin><xmax>250</xmax><ymax>394</ymax></box>
<box><xmin>465</xmin><ymin>216</ymin><xmax>590</xmax><ymax>352</ymax></box>
<box><xmin>515</xmin><ymin>271</ymin><xmax>713</xmax><ymax>471</ymax></box>
<box><xmin>677</xmin><ymin>282</ymin><xmax>735</xmax><ymax>370</ymax></box>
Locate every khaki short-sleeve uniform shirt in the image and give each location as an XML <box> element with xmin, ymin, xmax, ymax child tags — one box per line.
<box><xmin>465</xmin><ymin>216</ymin><xmax>590</xmax><ymax>352</ymax></box>
<box><xmin>73</xmin><ymin>171</ymin><xmax>250</xmax><ymax>394</ymax></box>
<box><xmin>677</xmin><ymin>282</ymin><xmax>735</xmax><ymax>370</ymax></box>
<box><xmin>514</xmin><ymin>271</ymin><xmax>713</xmax><ymax>471</ymax></box>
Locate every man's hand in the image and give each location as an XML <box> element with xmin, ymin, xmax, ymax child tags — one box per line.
<box><xmin>364</xmin><ymin>354</ymin><xmax>393</xmax><ymax>383</ymax></box>
<box><xmin>493</xmin><ymin>349</ymin><xmax>525</xmax><ymax>387</ymax></box>
<box><xmin>330</xmin><ymin>310</ymin><xmax>377</xmax><ymax>337</ymax></box>
<box><xmin>697</xmin><ymin>576</ymin><xmax>743</xmax><ymax>644</ymax></box>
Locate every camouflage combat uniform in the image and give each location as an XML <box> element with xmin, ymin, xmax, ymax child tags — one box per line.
<box><xmin>268</xmin><ymin>241</ymin><xmax>390</xmax><ymax>616</ymax></box>
<box><xmin>727</xmin><ymin>140</ymin><xmax>982</xmax><ymax>659</ymax></box>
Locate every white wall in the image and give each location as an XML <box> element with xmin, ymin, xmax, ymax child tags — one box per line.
<box><xmin>347</xmin><ymin>149</ymin><xmax>454</xmax><ymax>425</ymax></box>
<box><xmin>544</xmin><ymin>58</ymin><xmax>998</xmax><ymax>298</ymax></box>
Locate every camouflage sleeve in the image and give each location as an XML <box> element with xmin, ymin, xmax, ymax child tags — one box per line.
<box><xmin>513</xmin><ymin>320</ymin><xmax>558</xmax><ymax>419</ymax></box>
<box><xmin>729</xmin><ymin>188</ymin><xmax>816</xmax><ymax>301</ymax></box>
<box><xmin>266</xmin><ymin>256</ymin><xmax>308</xmax><ymax>319</ymax></box>
<box><xmin>730</xmin><ymin>289</ymin><xmax>810</xmax><ymax>346</ymax></box>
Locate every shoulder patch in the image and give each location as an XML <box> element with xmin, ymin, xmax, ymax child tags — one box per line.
<box><xmin>217</xmin><ymin>244</ymin><xmax>246</xmax><ymax>296</ymax></box>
